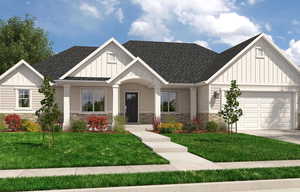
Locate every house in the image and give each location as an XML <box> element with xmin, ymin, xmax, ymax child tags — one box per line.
<box><xmin>0</xmin><ymin>33</ymin><xmax>299</xmax><ymax>130</ymax></box>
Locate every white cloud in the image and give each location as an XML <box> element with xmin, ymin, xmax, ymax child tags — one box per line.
<box><xmin>194</xmin><ymin>40</ymin><xmax>210</xmax><ymax>49</ymax></box>
<box><xmin>129</xmin><ymin>0</ymin><xmax>260</xmax><ymax>45</ymax></box>
<box><xmin>265</xmin><ymin>23</ymin><xmax>271</xmax><ymax>32</ymax></box>
<box><xmin>79</xmin><ymin>2</ymin><xmax>101</xmax><ymax>18</ymax></box>
<box><xmin>291</xmin><ymin>19</ymin><xmax>300</xmax><ymax>25</ymax></box>
<box><xmin>247</xmin><ymin>0</ymin><xmax>257</xmax><ymax>5</ymax></box>
<box><xmin>286</xmin><ymin>39</ymin><xmax>300</xmax><ymax>65</ymax></box>
<box><xmin>115</xmin><ymin>8</ymin><xmax>124</xmax><ymax>23</ymax></box>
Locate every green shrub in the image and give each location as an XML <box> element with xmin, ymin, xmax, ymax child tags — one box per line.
<box><xmin>53</xmin><ymin>124</ymin><xmax>62</xmax><ymax>132</ymax></box>
<box><xmin>71</xmin><ymin>120</ymin><xmax>87</xmax><ymax>132</ymax></box>
<box><xmin>113</xmin><ymin>115</ymin><xmax>126</xmax><ymax>133</ymax></box>
<box><xmin>160</xmin><ymin>127</ymin><xmax>176</xmax><ymax>134</ymax></box>
<box><xmin>21</xmin><ymin>119</ymin><xmax>41</xmax><ymax>132</ymax></box>
<box><xmin>206</xmin><ymin>121</ymin><xmax>219</xmax><ymax>132</ymax></box>
<box><xmin>183</xmin><ymin>122</ymin><xmax>197</xmax><ymax>133</ymax></box>
<box><xmin>0</xmin><ymin>114</ymin><xmax>7</xmax><ymax>130</ymax></box>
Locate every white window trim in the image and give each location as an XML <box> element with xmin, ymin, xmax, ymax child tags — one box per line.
<box><xmin>161</xmin><ymin>91</ymin><xmax>178</xmax><ymax>113</ymax></box>
<box><xmin>15</xmin><ymin>88</ymin><xmax>32</xmax><ymax>111</ymax></box>
<box><xmin>107</xmin><ymin>51</ymin><xmax>117</xmax><ymax>64</ymax></box>
<box><xmin>256</xmin><ymin>46</ymin><xmax>264</xmax><ymax>59</ymax></box>
<box><xmin>80</xmin><ymin>87</ymin><xmax>106</xmax><ymax>114</ymax></box>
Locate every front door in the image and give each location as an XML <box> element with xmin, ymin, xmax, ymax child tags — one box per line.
<box><xmin>125</xmin><ymin>92</ymin><xmax>138</xmax><ymax>123</ymax></box>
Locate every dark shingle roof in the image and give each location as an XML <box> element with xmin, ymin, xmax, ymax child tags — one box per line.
<box><xmin>32</xmin><ymin>34</ymin><xmax>260</xmax><ymax>83</ymax></box>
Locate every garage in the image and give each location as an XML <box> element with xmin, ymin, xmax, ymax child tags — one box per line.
<box><xmin>238</xmin><ymin>92</ymin><xmax>293</xmax><ymax>130</ymax></box>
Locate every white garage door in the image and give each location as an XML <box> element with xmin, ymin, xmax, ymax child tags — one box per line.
<box><xmin>238</xmin><ymin>92</ymin><xmax>293</xmax><ymax>129</ymax></box>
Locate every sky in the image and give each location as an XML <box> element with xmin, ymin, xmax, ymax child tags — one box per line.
<box><xmin>1</xmin><ymin>0</ymin><xmax>300</xmax><ymax>65</ymax></box>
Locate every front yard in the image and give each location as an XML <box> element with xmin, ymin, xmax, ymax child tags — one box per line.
<box><xmin>0</xmin><ymin>132</ymin><xmax>168</xmax><ymax>169</ymax></box>
<box><xmin>165</xmin><ymin>133</ymin><xmax>300</xmax><ymax>162</ymax></box>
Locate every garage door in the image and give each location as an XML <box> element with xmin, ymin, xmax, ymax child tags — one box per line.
<box><xmin>237</xmin><ymin>92</ymin><xmax>292</xmax><ymax>129</ymax></box>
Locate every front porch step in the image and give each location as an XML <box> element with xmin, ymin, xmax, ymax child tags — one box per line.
<box><xmin>125</xmin><ymin>124</ymin><xmax>153</xmax><ymax>131</ymax></box>
<box><xmin>131</xmin><ymin>130</ymin><xmax>170</xmax><ymax>142</ymax></box>
<box><xmin>143</xmin><ymin>141</ymin><xmax>188</xmax><ymax>153</ymax></box>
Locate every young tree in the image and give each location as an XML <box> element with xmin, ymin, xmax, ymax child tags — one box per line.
<box><xmin>35</xmin><ymin>77</ymin><xmax>61</xmax><ymax>147</ymax></box>
<box><xmin>219</xmin><ymin>80</ymin><xmax>243</xmax><ymax>134</ymax></box>
<box><xmin>0</xmin><ymin>15</ymin><xmax>53</xmax><ymax>73</ymax></box>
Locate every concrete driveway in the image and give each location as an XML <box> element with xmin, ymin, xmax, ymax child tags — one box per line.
<box><xmin>240</xmin><ymin>129</ymin><xmax>300</xmax><ymax>144</ymax></box>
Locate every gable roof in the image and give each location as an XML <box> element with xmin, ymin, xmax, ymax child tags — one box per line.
<box><xmin>31</xmin><ymin>33</ymin><xmax>270</xmax><ymax>83</ymax></box>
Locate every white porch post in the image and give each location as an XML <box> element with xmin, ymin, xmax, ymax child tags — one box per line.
<box><xmin>112</xmin><ymin>84</ymin><xmax>120</xmax><ymax>125</ymax></box>
<box><xmin>190</xmin><ymin>87</ymin><xmax>197</xmax><ymax>120</ymax></box>
<box><xmin>63</xmin><ymin>84</ymin><xmax>71</xmax><ymax>130</ymax></box>
<box><xmin>154</xmin><ymin>86</ymin><xmax>161</xmax><ymax>120</ymax></box>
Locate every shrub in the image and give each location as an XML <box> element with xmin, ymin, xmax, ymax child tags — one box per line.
<box><xmin>192</xmin><ymin>117</ymin><xmax>202</xmax><ymax>130</ymax></box>
<box><xmin>113</xmin><ymin>115</ymin><xmax>126</xmax><ymax>133</ymax></box>
<box><xmin>0</xmin><ymin>114</ymin><xmax>7</xmax><ymax>130</ymax></box>
<box><xmin>160</xmin><ymin>127</ymin><xmax>175</xmax><ymax>134</ymax></box>
<box><xmin>21</xmin><ymin>120</ymin><xmax>41</xmax><ymax>132</ymax></box>
<box><xmin>158</xmin><ymin>122</ymin><xmax>183</xmax><ymax>133</ymax></box>
<box><xmin>53</xmin><ymin>123</ymin><xmax>62</xmax><ymax>132</ymax></box>
<box><xmin>152</xmin><ymin>117</ymin><xmax>161</xmax><ymax>131</ymax></box>
<box><xmin>206</xmin><ymin>121</ymin><xmax>219</xmax><ymax>132</ymax></box>
<box><xmin>183</xmin><ymin>122</ymin><xmax>197</xmax><ymax>133</ymax></box>
<box><xmin>4</xmin><ymin>114</ymin><xmax>21</xmax><ymax>131</ymax></box>
<box><xmin>87</xmin><ymin>116</ymin><xmax>108</xmax><ymax>131</ymax></box>
<box><xmin>71</xmin><ymin>120</ymin><xmax>87</xmax><ymax>132</ymax></box>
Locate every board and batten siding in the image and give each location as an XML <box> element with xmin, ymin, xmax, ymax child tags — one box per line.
<box><xmin>70</xmin><ymin>42</ymin><xmax>133</xmax><ymax>79</ymax></box>
<box><xmin>0</xmin><ymin>64</ymin><xmax>44</xmax><ymax>113</ymax></box>
<box><xmin>212</xmin><ymin>39</ymin><xmax>299</xmax><ymax>85</ymax></box>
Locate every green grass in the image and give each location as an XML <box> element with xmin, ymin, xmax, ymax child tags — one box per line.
<box><xmin>2</xmin><ymin>167</ymin><xmax>300</xmax><ymax>191</ymax></box>
<box><xmin>165</xmin><ymin>133</ymin><xmax>300</xmax><ymax>162</ymax></box>
<box><xmin>0</xmin><ymin>132</ymin><xmax>168</xmax><ymax>169</ymax></box>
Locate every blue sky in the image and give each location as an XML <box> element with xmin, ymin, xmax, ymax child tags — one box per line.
<box><xmin>1</xmin><ymin>0</ymin><xmax>300</xmax><ymax>64</ymax></box>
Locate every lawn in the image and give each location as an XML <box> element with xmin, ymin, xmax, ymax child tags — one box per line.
<box><xmin>0</xmin><ymin>132</ymin><xmax>168</xmax><ymax>169</ymax></box>
<box><xmin>1</xmin><ymin>167</ymin><xmax>300</xmax><ymax>191</ymax></box>
<box><xmin>165</xmin><ymin>133</ymin><xmax>300</xmax><ymax>162</ymax></box>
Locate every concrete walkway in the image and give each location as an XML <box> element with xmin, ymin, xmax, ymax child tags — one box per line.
<box><xmin>127</xmin><ymin>125</ymin><xmax>219</xmax><ymax>170</ymax></box>
<box><xmin>31</xmin><ymin>178</ymin><xmax>300</xmax><ymax>192</ymax></box>
<box><xmin>240</xmin><ymin>129</ymin><xmax>300</xmax><ymax>144</ymax></box>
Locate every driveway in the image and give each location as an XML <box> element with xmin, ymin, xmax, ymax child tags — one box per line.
<box><xmin>240</xmin><ymin>129</ymin><xmax>300</xmax><ymax>144</ymax></box>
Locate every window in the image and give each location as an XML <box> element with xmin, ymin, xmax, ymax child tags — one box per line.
<box><xmin>18</xmin><ymin>89</ymin><xmax>30</xmax><ymax>108</ymax></box>
<box><xmin>107</xmin><ymin>52</ymin><xmax>116</xmax><ymax>63</ymax></box>
<box><xmin>256</xmin><ymin>47</ymin><xmax>264</xmax><ymax>58</ymax></box>
<box><xmin>161</xmin><ymin>92</ymin><xmax>176</xmax><ymax>112</ymax></box>
<box><xmin>81</xmin><ymin>88</ymin><xmax>105</xmax><ymax>112</ymax></box>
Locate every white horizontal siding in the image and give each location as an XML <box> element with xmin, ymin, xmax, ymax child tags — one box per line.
<box><xmin>71</xmin><ymin>42</ymin><xmax>133</xmax><ymax>78</ymax></box>
<box><xmin>212</xmin><ymin>38</ymin><xmax>299</xmax><ymax>85</ymax></box>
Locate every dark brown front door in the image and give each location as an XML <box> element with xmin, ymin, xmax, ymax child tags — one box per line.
<box><xmin>125</xmin><ymin>92</ymin><xmax>138</xmax><ymax>123</ymax></box>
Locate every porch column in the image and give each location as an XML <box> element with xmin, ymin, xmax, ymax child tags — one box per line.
<box><xmin>112</xmin><ymin>84</ymin><xmax>119</xmax><ymax>125</ymax></box>
<box><xmin>190</xmin><ymin>87</ymin><xmax>197</xmax><ymax>120</ymax></box>
<box><xmin>154</xmin><ymin>86</ymin><xmax>161</xmax><ymax>120</ymax></box>
<box><xmin>63</xmin><ymin>84</ymin><xmax>71</xmax><ymax>130</ymax></box>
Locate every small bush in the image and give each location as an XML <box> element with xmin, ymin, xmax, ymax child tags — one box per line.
<box><xmin>206</xmin><ymin>121</ymin><xmax>219</xmax><ymax>132</ymax></box>
<box><xmin>22</xmin><ymin>120</ymin><xmax>41</xmax><ymax>132</ymax></box>
<box><xmin>183</xmin><ymin>122</ymin><xmax>197</xmax><ymax>133</ymax></box>
<box><xmin>53</xmin><ymin>124</ymin><xmax>62</xmax><ymax>132</ymax></box>
<box><xmin>71</xmin><ymin>120</ymin><xmax>87</xmax><ymax>132</ymax></box>
<box><xmin>164</xmin><ymin>115</ymin><xmax>176</xmax><ymax>123</ymax></box>
<box><xmin>87</xmin><ymin>116</ymin><xmax>109</xmax><ymax>131</ymax></box>
<box><xmin>4</xmin><ymin>114</ymin><xmax>21</xmax><ymax>131</ymax></box>
<box><xmin>192</xmin><ymin>117</ymin><xmax>202</xmax><ymax>130</ymax></box>
<box><xmin>160</xmin><ymin>127</ymin><xmax>176</xmax><ymax>134</ymax></box>
<box><xmin>113</xmin><ymin>115</ymin><xmax>126</xmax><ymax>133</ymax></box>
<box><xmin>0</xmin><ymin>114</ymin><xmax>7</xmax><ymax>130</ymax></box>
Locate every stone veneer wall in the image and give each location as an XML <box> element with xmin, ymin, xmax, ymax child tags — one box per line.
<box><xmin>0</xmin><ymin>113</ymin><xmax>37</xmax><ymax>121</ymax></box>
<box><xmin>161</xmin><ymin>113</ymin><xmax>190</xmax><ymax>123</ymax></box>
<box><xmin>139</xmin><ymin>113</ymin><xmax>154</xmax><ymax>124</ymax></box>
<box><xmin>71</xmin><ymin>113</ymin><xmax>113</xmax><ymax>124</ymax></box>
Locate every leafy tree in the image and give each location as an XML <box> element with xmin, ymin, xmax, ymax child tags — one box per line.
<box><xmin>0</xmin><ymin>15</ymin><xmax>53</xmax><ymax>73</ymax></box>
<box><xmin>219</xmin><ymin>80</ymin><xmax>243</xmax><ymax>134</ymax></box>
<box><xmin>36</xmin><ymin>77</ymin><xmax>61</xmax><ymax>147</ymax></box>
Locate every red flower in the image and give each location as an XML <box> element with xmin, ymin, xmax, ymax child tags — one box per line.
<box><xmin>87</xmin><ymin>116</ymin><xmax>108</xmax><ymax>131</ymax></box>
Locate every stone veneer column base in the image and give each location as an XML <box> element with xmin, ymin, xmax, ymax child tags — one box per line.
<box><xmin>198</xmin><ymin>113</ymin><xmax>224</xmax><ymax>129</ymax></box>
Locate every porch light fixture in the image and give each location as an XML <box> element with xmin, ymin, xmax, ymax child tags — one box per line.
<box><xmin>213</xmin><ymin>91</ymin><xmax>220</xmax><ymax>99</ymax></box>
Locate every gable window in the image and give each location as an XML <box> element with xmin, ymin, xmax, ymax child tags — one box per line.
<box><xmin>81</xmin><ymin>88</ymin><xmax>105</xmax><ymax>112</ymax></box>
<box><xmin>161</xmin><ymin>92</ymin><xmax>176</xmax><ymax>112</ymax></box>
<box><xmin>256</xmin><ymin>47</ymin><xmax>264</xmax><ymax>58</ymax></box>
<box><xmin>18</xmin><ymin>89</ymin><xmax>30</xmax><ymax>108</ymax></box>
<box><xmin>107</xmin><ymin>52</ymin><xmax>116</xmax><ymax>63</ymax></box>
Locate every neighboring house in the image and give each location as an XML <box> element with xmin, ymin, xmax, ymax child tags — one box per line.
<box><xmin>0</xmin><ymin>33</ymin><xmax>299</xmax><ymax>130</ymax></box>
